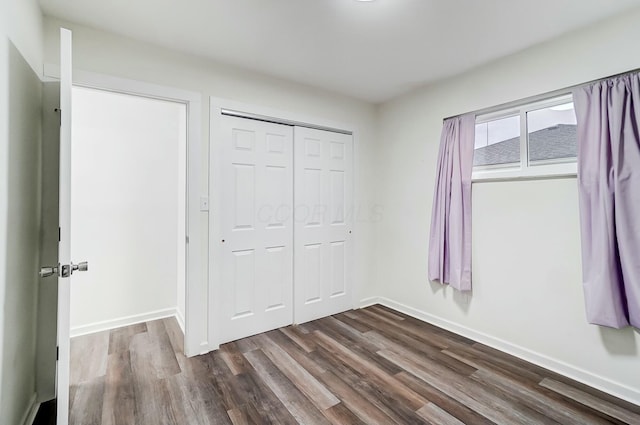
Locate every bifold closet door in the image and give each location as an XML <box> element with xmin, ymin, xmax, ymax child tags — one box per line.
<box><xmin>294</xmin><ymin>127</ymin><xmax>353</xmax><ymax>324</ymax></box>
<box><xmin>218</xmin><ymin>116</ymin><xmax>294</xmax><ymax>344</ymax></box>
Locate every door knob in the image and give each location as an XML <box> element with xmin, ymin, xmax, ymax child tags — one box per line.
<box><xmin>61</xmin><ymin>261</ymin><xmax>88</xmax><ymax>277</ymax></box>
<box><xmin>72</xmin><ymin>261</ymin><xmax>88</xmax><ymax>272</ymax></box>
<box><xmin>39</xmin><ymin>265</ymin><xmax>59</xmax><ymax>278</ymax></box>
<box><xmin>40</xmin><ymin>261</ymin><xmax>88</xmax><ymax>278</ymax></box>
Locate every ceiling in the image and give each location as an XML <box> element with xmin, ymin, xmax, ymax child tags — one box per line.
<box><xmin>38</xmin><ymin>0</ymin><xmax>640</xmax><ymax>103</ymax></box>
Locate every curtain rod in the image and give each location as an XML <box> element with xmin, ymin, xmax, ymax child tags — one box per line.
<box><xmin>443</xmin><ymin>67</ymin><xmax>640</xmax><ymax>122</ymax></box>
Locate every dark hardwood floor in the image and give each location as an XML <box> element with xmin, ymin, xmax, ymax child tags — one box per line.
<box><xmin>69</xmin><ymin>305</ymin><xmax>640</xmax><ymax>424</ymax></box>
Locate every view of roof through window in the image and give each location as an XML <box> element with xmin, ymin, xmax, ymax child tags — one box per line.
<box><xmin>473</xmin><ymin>101</ymin><xmax>577</xmax><ymax>167</ymax></box>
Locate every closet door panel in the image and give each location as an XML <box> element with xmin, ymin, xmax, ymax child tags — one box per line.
<box><xmin>219</xmin><ymin>116</ymin><xmax>294</xmax><ymax>344</ymax></box>
<box><xmin>294</xmin><ymin>127</ymin><xmax>353</xmax><ymax>324</ymax></box>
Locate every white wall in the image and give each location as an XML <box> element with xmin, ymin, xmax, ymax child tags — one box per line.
<box><xmin>42</xmin><ymin>16</ymin><xmax>380</xmax><ymax>349</ymax></box>
<box><xmin>375</xmin><ymin>9</ymin><xmax>640</xmax><ymax>404</ymax></box>
<box><xmin>70</xmin><ymin>87</ymin><xmax>186</xmax><ymax>334</ymax></box>
<box><xmin>36</xmin><ymin>82</ymin><xmax>60</xmax><ymax>402</ymax></box>
<box><xmin>0</xmin><ymin>0</ymin><xmax>44</xmax><ymax>423</ymax></box>
<box><xmin>2</xmin><ymin>45</ymin><xmax>43</xmax><ymax>424</ymax></box>
<box><xmin>6</xmin><ymin>0</ymin><xmax>42</xmax><ymax>74</ymax></box>
<box><xmin>0</xmin><ymin>0</ymin><xmax>9</xmax><ymax>417</ymax></box>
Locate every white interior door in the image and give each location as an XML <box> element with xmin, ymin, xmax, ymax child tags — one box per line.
<box><xmin>218</xmin><ymin>116</ymin><xmax>294</xmax><ymax>344</ymax></box>
<box><xmin>294</xmin><ymin>127</ymin><xmax>353</xmax><ymax>324</ymax></box>
<box><xmin>57</xmin><ymin>27</ymin><xmax>73</xmax><ymax>425</ymax></box>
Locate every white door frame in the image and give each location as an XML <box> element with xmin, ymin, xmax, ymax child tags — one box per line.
<box><xmin>43</xmin><ymin>65</ymin><xmax>206</xmax><ymax>357</ymax></box>
<box><xmin>209</xmin><ymin>97</ymin><xmax>358</xmax><ymax>349</ymax></box>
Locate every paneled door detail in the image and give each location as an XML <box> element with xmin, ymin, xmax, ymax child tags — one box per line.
<box><xmin>294</xmin><ymin>127</ymin><xmax>353</xmax><ymax>324</ymax></box>
<box><xmin>218</xmin><ymin>116</ymin><xmax>294</xmax><ymax>344</ymax></box>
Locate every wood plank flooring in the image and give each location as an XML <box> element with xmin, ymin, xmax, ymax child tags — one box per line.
<box><xmin>69</xmin><ymin>305</ymin><xmax>640</xmax><ymax>424</ymax></box>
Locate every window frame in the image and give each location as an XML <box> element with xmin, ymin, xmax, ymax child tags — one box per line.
<box><xmin>472</xmin><ymin>93</ymin><xmax>577</xmax><ymax>182</ymax></box>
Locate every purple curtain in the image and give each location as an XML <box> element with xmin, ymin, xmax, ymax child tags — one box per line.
<box><xmin>428</xmin><ymin>114</ymin><xmax>475</xmax><ymax>291</ymax></box>
<box><xmin>573</xmin><ymin>72</ymin><xmax>640</xmax><ymax>329</ymax></box>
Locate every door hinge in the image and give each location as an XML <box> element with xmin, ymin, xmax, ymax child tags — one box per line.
<box><xmin>55</xmin><ymin>108</ymin><xmax>61</xmax><ymax>127</ymax></box>
<box><xmin>56</xmin><ymin>346</ymin><xmax>59</xmax><ymax>360</ymax></box>
<box><xmin>58</xmin><ymin>227</ymin><xmax>61</xmax><ymax>242</ymax></box>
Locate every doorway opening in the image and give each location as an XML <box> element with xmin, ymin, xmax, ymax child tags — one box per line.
<box><xmin>68</xmin><ymin>86</ymin><xmax>187</xmax><ymax>343</ymax></box>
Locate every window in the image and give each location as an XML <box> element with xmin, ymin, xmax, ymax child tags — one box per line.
<box><xmin>473</xmin><ymin>94</ymin><xmax>577</xmax><ymax>180</ymax></box>
<box><xmin>474</xmin><ymin>115</ymin><xmax>520</xmax><ymax>167</ymax></box>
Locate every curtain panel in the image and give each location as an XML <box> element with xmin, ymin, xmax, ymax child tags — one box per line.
<box><xmin>428</xmin><ymin>114</ymin><xmax>475</xmax><ymax>291</ymax></box>
<box><xmin>573</xmin><ymin>72</ymin><xmax>640</xmax><ymax>328</ymax></box>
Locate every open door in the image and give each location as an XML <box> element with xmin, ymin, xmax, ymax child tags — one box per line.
<box><xmin>39</xmin><ymin>28</ymin><xmax>86</xmax><ymax>425</ymax></box>
<box><xmin>56</xmin><ymin>27</ymin><xmax>74</xmax><ymax>425</ymax></box>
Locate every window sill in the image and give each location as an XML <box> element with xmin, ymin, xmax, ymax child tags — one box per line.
<box><xmin>472</xmin><ymin>162</ymin><xmax>577</xmax><ymax>182</ymax></box>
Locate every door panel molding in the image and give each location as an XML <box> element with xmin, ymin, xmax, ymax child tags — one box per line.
<box><xmin>217</xmin><ymin>116</ymin><xmax>294</xmax><ymax>345</ymax></box>
<box><xmin>294</xmin><ymin>127</ymin><xmax>354</xmax><ymax>324</ymax></box>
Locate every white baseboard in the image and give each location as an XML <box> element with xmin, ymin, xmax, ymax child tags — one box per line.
<box><xmin>21</xmin><ymin>394</ymin><xmax>39</xmax><ymax>425</ymax></box>
<box><xmin>358</xmin><ymin>296</ymin><xmax>383</xmax><ymax>308</ymax></box>
<box><xmin>70</xmin><ymin>308</ymin><xmax>177</xmax><ymax>338</ymax></box>
<box><xmin>360</xmin><ymin>296</ymin><xmax>640</xmax><ymax>407</ymax></box>
<box><xmin>176</xmin><ymin>309</ymin><xmax>186</xmax><ymax>334</ymax></box>
<box><xmin>202</xmin><ymin>341</ymin><xmax>215</xmax><ymax>353</ymax></box>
